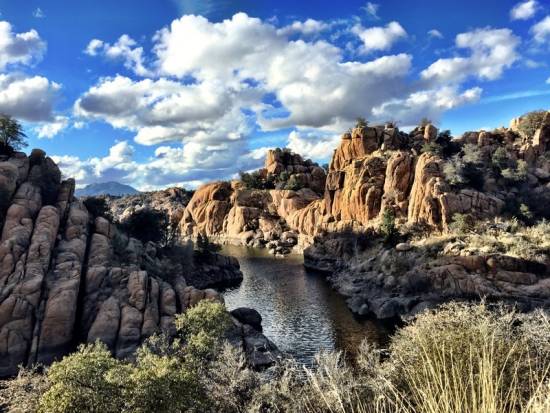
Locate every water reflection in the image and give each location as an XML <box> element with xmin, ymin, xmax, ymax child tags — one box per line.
<box><xmin>222</xmin><ymin>245</ymin><xmax>389</xmax><ymax>366</ymax></box>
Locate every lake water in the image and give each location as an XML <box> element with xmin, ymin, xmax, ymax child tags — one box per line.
<box><xmin>222</xmin><ymin>245</ymin><xmax>390</xmax><ymax>366</ymax></box>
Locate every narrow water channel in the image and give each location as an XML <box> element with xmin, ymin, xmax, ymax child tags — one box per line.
<box><xmin>222</xmin><ymin>245</ymin><xmax>390</xmax><ymax>366</ymax></box>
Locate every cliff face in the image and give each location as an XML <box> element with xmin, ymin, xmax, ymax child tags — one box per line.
<box><xmin>0</xmin><ymin>150</ymin><xmax>242</xmax><ymax>378</ymax></box>
<box><xmin>181</xmin><ymin>113</ymin><xmax>550</xmax><ymax>245</ymax></box>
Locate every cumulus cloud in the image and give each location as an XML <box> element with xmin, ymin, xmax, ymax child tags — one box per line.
<box><xmin>510</xmin><ymin>0</ymin><xmax>538</xmax><ymax>20</ymax></box>
<box><xmin>531</xmin><ymin>16</ymin><xmax>550</xmax><ymax>43</ymax></box>
<box><xmin>34</xmin><ymin>116</ymin><xmax>68</xmax><ymax>138</ymax></box>
<box><xmin>0</xmin><ymin>20</ymin><xmax>46</xmax><ymax>70</ymax></box>
<box><xmin>84</xmin><ymin>35</ymin><xmax>150</xmax><ymax>76</ymax></box>
<box><xmin>73</xmin><ymin>13</ymin><xmax>515</xmax><ymax>188</ymax></box>
<box><xmin>0</xmin><ymin>74</ymin><xmax>60</xmax><ymax>122</ymax></box>
<box><xmin>421</xmin><ymin>28</ymin><xmax>520</xmax><ymax>84</ymax></box>
<box><xmin>352</xmin><ymin>21</ymin><xmax>407</xmax><ymax>53</ymax></box>
<box><xmin>546</xmin><ymin>76</ymin><xmax>550</xmax><ymax>84</ymax></box>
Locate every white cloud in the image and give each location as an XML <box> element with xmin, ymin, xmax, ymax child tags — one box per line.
<box><xmin>34</xmin><ymin>116</ymin><xmax>68</xmax><ymax>138</ymax></box>
<box><xmin>372</xmin><ymin>86</ymin><xmax>482</xmax><ymax>125</ymax></box>
<box><xmin>546</xmin><ymin>77</ymin><xmax>550</xmax><ymax>84</ymax></box>
<box><xmin>0</xmin><ymin>20</ymin><xmax>46</xmax><ymax>70</ymax></box>
<box><xmin>510</xmin><ymin>0</ymin><xmax>538</xmax><ymax>20</ymax></box>
<box><xmin>421</xmin><ymin>28</ymin><xmax>520</xmax><ymax>84</ymax></box>
<box><xmin>362</xmin><ymin>2</ymin><xmax>380</xmax><ymax>20</ymax></box>
<box><xmin>428</xmin><ymin>29</ymin><xmax>443</xmax><ymax>39</ymax></box>
<box><xmin>277</xmin><ymin>19</ymin><xmax>328</xmax><ymax>36</ymax></box>
<box><xmin>84</xmin><ymin>35</ymin><xmax>150</xmax><ymax>76</ymax></box>
<box><xmin>33</xmin><ymin>7</ymin><xmax>45</xmax><ymax>18</ymax></box>
<box><xmin>352</xmin><ymin>21</ymin><xmax>407</xmax><ymax>53</ymax></box>
<box><xmin>287</xmin><ymin>130</ymin><xmax>339</xmax><ymax>160</ymax></box>
<box><xmin>531</xmin><ymin>16</ymin><xmax>550</xmax><ymax>43</ymax></box>
<box><xmin>0</xmin><ymin>74</ymin><xmax>60</xmax><ymax>122</ymax></box>
<box><xmin>84</xmin><ymin>39</ymin><xmax>104</xmax><ymax>56</ymax></box>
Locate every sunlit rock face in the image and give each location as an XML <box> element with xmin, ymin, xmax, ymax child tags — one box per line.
<box><xmin>182</xmin><ymin>114</ymin><xmax>550</xmax><ymax>244</ymax></box>
<box><xmin>0</xmin><ymin>150</ymin><xmax>242</xmax><ymax>378</ymax></box>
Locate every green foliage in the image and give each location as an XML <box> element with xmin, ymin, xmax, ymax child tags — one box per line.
<box><xmin>461</xmin><ymin>143</ymin><xmax>482</xmax><ymax>164</ymax></box>
<box><xmin>38</xmin><ymin>342</ymin><xmax>123</xmax><ymax>413</ymax></box>
<box><xmin>120</xmin><ymin>208</ymin><xmax>171</xmax><ymax>246</ymax></box>
<box><xmin>448</xmin><ymin>213</ymin><xmax>473</xmax><ymax>234</ymax></box>
<box><xmin>0</xmin><ymin>365</ymin><xmax>49</xmax><ymax>413</ymax></box>
<box><xmin>502</xmin><ymin>159</ymin><xmax>528</xmax><ymax>182</ymax></box>
<box><xmin>517</xmin><ymin>110</ymin><xmax>547</xmax><ymax>139</ymax></box>
<box><xmin>284</xmin><ymin>175</ymin><xmax>304</xmax><ymax>191</ymax></box>
<box><xmin>421</xmin><ymin>141</ymin><xmax>442</xmax><ymax>155</ymax></box>
<box><xmin>239</xmin><ymin>170</ymin><xmax>275</xmax><ymax>190</ymax></box>
<box><xmin>0</xmin><ymin>114</ymin><xmax>27</xmax><ymax>155</ymax></box>
<box><xmin>443</xmin><ymin>144</ymin><xmax>484</xmax><ymax>190</ymax></box>
<box><xmin>380</xmin><ymin>209</ymin><xmax>398</xmax><ymax>244</ymax></box>
<box><xmin>491</xmin><ymin>147</ymin><xmax>510</xmax><ymax>171</ymax></box>
<box><xmin>83</xmin><ymin>197</ymin><xmax>112</xmax><ymax>220</ymax></box>
<box><xmin>175</xmin><ymin>300</ymin><xmax>230</xmax><ymax>344</ymax></box>
<box><xmin>355</xmin><ymin>117</ymin><xmax>368</xmax><ymax>128</ymax></box>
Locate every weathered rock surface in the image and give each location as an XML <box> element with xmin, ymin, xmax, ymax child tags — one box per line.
<box><xmin>0</xmin><ymin>151</ymin><xmax>243</xmax><ymax>378</ymax></box>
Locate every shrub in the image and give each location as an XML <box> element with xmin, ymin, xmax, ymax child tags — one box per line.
<box><xmin>239</xmin><ymin>171</ymin><xmax>275</xmax><ymax>190</ymax></box>
<box><xmin>83</xmin><ymin>197</ymin><xmax>112</xmax><ymax>220</ymax></box>
<box><xmin>38</xmin><ymin>342</ymin><xmax>124</xmax><ymax>413</ymax></box>
<box><xmin>502</xmin><ymin>159</ymin><xmax>528</xmax><ymax>183</ymax></box>
<box><xmin>517</xmin><ymin>110</ymin><xmax>547</xmax><ymax>139</ymax></box>
<box><xmin>284</xmin><ymin>175</ymin><xmax>304</xmax><ymax>191</ymax></box>
<box><xmin>491</xmin><ymin>147</ymin><xmax>510</xmax><ymax>171</ymax></box>
<box><xmin>421</xmin><ymin>141</ymin><xmax>442</xmax><ymax>155</ymax></box>
<box><xmin>443</xmin><ymin>156</ymin><xmax>467</xmax><ymax>186</ymax></box>
<box><xmin>356</xmin><ymin>117</ymin><xmax>368</xmax><ymax>128</ymax></box>
<box><xmin>380</xmin><ymin>209</ymin><xmax>398</xmax><ymax>244</ymax></box>
<box><xmin>0</xmin><ymin>366</ymin><xmax>49</xmax><ymax>413</ymax></box>
<box><xmin>448</xmin><ymin>213</ymin><xmax>473</xmax><ymax>233</ymax></box>
<box><xmin>0</xmin><ymin>114</ymin><xmax>27</xmax><ymax>155</ymax></box>
<box><xmin>120</xmin><ymin>208</ymin><xmax>171</xmax><ymax>246</ymax></box>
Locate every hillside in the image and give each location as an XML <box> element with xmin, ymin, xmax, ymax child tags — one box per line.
<box><xmin>75</xmin><ymin>181</ymin><xmax>140</xmax><ymax>197</ymax></box>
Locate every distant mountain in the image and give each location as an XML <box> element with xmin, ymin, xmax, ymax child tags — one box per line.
<box><xmin>75</xmin><ymin>181</ymin><xmax>140</xmax><ymax>197</ymax></box>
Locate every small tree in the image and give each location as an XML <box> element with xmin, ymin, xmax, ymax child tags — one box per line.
<box><xmin>122</xmin><ymin>208</ymin><xmax>171</xmax><ymax>246</ymax></box>
<box><xmin>0</xmin><ymin>114</ymin><xmax>27</xmax><ymax>155</ymax></box>
<box><xmin>380</xmin><ymin>209</ymin><xmax>399</xmax><ymax>244</ymax></box>
<box><xmin>83</xmin><ymin>196</ymin><xmax>112</xmax><ymax>220</ymax></box>
<box><xmin>517</xmin><ymin>110</ymin><xmax>547</xmax><ymax>139</ymax></box>
<box><xmin>355</xmin><ymin>117</ymin><xmax>368</xmax><ymax>128</ymax></box>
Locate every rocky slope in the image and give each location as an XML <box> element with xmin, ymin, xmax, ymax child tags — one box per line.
<box><xmin>0</xmin><ymin>150</ymin><xmax>253</xmax><ymax>378</ymax></box>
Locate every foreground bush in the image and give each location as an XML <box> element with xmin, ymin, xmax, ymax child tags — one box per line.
<box><xmin>1</xmin><ymin>302</ymin><xmax>548</xmax><ymax>412</ymax></box>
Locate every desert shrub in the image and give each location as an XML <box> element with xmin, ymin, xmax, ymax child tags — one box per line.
<box><xmin>380</xmin><ymin>209</ymin><xmax>399</xmax><ymax>245</ymax></box>
<box><xmin>0</xmin><ymin>366</ymin><xmax>49</xmax><ymax>413</ymax></box>
<box><xmin>284</xmin><ymin>175</ymin><xmax>304</xmax><ymax>191</ymax></box>
<box><xmin>120</xmin><ymin>208</ymin><xmax>170</xmax><ymax>246</ymax></box>
<box><xmin>420</xmin><ymin>141</ymin><xmax>442</xmax><ymax>155</ymax></box>
<box><xmin>239</xmin><ymin>171</ymin><xmax>275</xmax><ymax>190</ymax></box>
<box><xmin>443</xmin><ymin>145</ymin><xmax>484</xmax><ymax>190</ymax></box>
<box><xmin>443</xmin><ymin>156</ymin><xmax>467</xmax><ymax>186</ymax></box>
<box><xmin>448</xmin><ymin>213</ymin><xmax>474</xmax><ymax>234</ymax></box>
<box><xmin>83</xmin><ymin>197</ymin><xmax>112</xmax><ymax>220</ymax></box>
<box><xmin>462</xmin><ymin>143</ymin><xmax>482</xmax><ymax>164</ymax></box>
<box><xmin>387</xmin><ymin>302</ymin><xmax>550</xmax><ymax>413</ymax></box>
<box><xmin>517</xmin><ymin>110</ymin><xmax>547</xmax><ymax>139</ymax></box>
<box><xmin>38</xmin><ymin>342</ymin><xmax>124</xmax><ymax>413</ymax></box>
<box><xmin>491</xmin><ymin>146</ymin><xmax>510</xmax><ymax>171</ymax></box>
<box><xmin>502</xmin><ymin>159</ymin><xmax>529</xmax><ymax>182</ymax></box>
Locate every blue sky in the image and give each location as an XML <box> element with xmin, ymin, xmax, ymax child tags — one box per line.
<box><xmin>0</xmin><ymin>0</ymin><xmax>549</xmax><ymax>189</ymax></box>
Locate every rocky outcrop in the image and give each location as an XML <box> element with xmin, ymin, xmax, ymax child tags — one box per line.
<box><xmin>181</xmin><ymin>113</ymin><xmax>550</xmax><ymax>251</ymax></box>
<box><xmin>0</xmin><ymin>151</ymin><xmax>243</xmax><ymax>378</ymax></box>
<box><xmin>304</xmin><ymin>233</ymin><xmax>550</xmax><ymax>320</ymax></box>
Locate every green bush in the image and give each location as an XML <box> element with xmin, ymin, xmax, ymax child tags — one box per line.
<box><xmin>38</xmin><ymin>342</ymin><xmax>124</xmax><ymax>413</ymax></box>
<box><xmin>120</xmin><ymin>208</ymin><xmax>171</xmax><ymax>246</ymax></box>
<box><xmin>448</xmin><ymin>213</ymin><xmax>473</xmax><ymax>233</ymax></box>
<box><xmin>355</xmin><ymin>117</ymin><xmax>368</xmax><ymax>128</ymax></box>
<box><xmin>239</xmin><ymin>171</ymin><xmax>275</xmax><ymax>190</ymax></box>
<box><xmin>380</xmin><ymin>209</ymin><xmax>398</xmax><ymax>244</ymax></box>
<box><xmin>517</xmin><ymin>110</ymin><xmax>547</xmax><ymax>138</ymax></box>
<box><xmin>421</xmin><ymin>141</ymin><xmax>442</xmax><ymax>155</ymax></box>
<box><xmin>502</xmin><ymin>159</ymin><xmax>528</xmax><ymax>182</ymax></box>
<box><xmin>83</xmin><ymin>197</ymin><xmax>112</xmax><ymax>220</ymax></box>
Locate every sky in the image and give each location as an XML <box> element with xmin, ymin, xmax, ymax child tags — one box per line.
<box><xmin>0</xmin><ymin>0</ymin><xmax>549</xmax><ymax>190</ymax></box>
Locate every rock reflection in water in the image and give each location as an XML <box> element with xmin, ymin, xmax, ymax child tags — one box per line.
<box><xmin>222</xmin><ymin>245</ymin><xmax>389</xmax><ymax>366</ymax></box>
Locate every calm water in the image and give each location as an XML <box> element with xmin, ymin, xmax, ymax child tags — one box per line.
<box><xmin>222</xmin><ymin>245</ymin><xmax>389</xmax><ymax>366</ymax></box>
